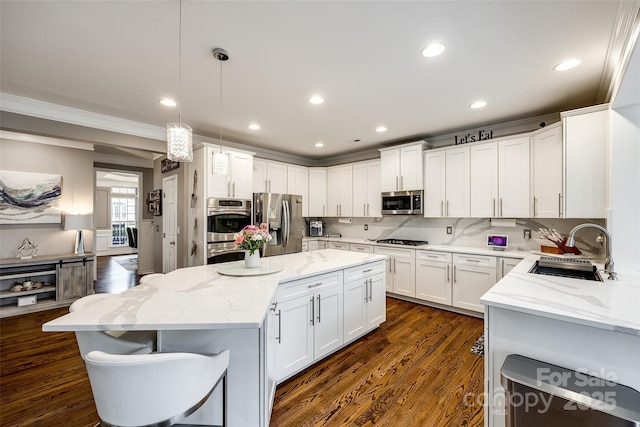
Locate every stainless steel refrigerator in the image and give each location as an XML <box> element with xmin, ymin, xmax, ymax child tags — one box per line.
<box><xmin>253</xmin><ymin>193</ymin><xmax>303</xmax><ymax>257</ymax></box>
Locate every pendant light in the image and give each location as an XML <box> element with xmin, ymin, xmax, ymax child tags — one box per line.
<box><xmin>166</xmin><ymin>0</ymin><xmax>193</xmax><ymax>162</ymax></box>
<box><xmin>212</xmin><ymin>48</ymin><xmax>230</xmax><ymax>176</ymax></box>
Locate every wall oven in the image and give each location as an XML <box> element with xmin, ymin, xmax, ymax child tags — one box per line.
<box><xmin>381</xmin><ymin>190</ymin><xmax>423</xmax><ymax>215</ymax></box>
<box><xmin>206</xmin><ymin>198</ymin><xmax>251</xmax><ymax>264</ymax></box>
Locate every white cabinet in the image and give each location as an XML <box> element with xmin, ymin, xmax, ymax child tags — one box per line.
<box><xmin>352</xmin><ymin>160</ymin><xmax>381</xmax><ymax>217</ymax></box>
<box><xmin>327</xmin><ymin>241</ymin><xmax>349</xmax><ymax>251</ymax></box>
<box><xmin>264</xmin><ymin>299</ymin><xmax>278</xmax><ymax>421</ymax></box>
<box><xmin>562</xmin><ymin>106</ymin><xmax>608</xmax><ymax>218</ymax></box>
<box><xmin>423</xmin><ymin>147</ymin><xmax>470</xmax><ymax>217</ymax></box>
<box><xmin>308</xmin><ymin>168</ymin><xmax>327</xmax><ymax>217</ymax></box>
<box><xmin>349</xmin><ymin>243</ymin><xmax>373</xmax><ymax>254</ymax></box>
<box><xmin>326</xmin><ymin>165</ymin><xmax>353</xmax><ymax>217</ymax></box>
<box><xmin>498</xmin><ymin>257</ymin><xmax>521</xmax><ymax>279</ymax></box>
<box><xmin>380</xmin><ymin>142</ymin><xmax>424</xmax><ymax>192</ymax></box>
<box><xmin>286</xmin><ymin>165</ymin><xmax>309</xmax><ymax>217</ymax></box>
<box><xmin>531</xmin><ymin>123</ymin><xmax>563</xmax><ymax>218</ymax></box>
<box><xmin>470</xmin><ymin>142</ymin><xmax>499</xmax><ymax>217</ymax></box>
<box><xmin>373</xmin><ymin>246</ymin><xmax>415</xmax><ymax>297</ymax></box>
<box><xmin>253</xmin><ymin>159</ymin><xmax>287</xmax><ymax>194</ymax></box>
<box><xmin>415</xmin><ymin>250</ymin><xmax>452</xmax><ymax>305</ymax></box>
<box><xmin>207</xmin><ymin>147</ymin><xmax>254</xmax><ymax>199</ymax></box>
<box><xmin>497</xmin><ymin>137</ymin><xmax>530</xmax><ymax>218</ymax></box>
<box><xmin>452</xmin><ymin>253</ymin><xmax>496</xmax><ymax>313</ymax></box>
<box><xmin>343</xmin><ymin>261</ymin><xmax>386</xmax><ymax>344</ymax></box>
<box><xmin>274</xmin><ymin>271</ymin><xmax>343</xmax><ymax>382</ymax></box>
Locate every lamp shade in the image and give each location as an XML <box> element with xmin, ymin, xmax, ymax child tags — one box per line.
<box><xmin>167</xmin><ymin>123</ymin><xmax>193</xmax><ymax>162</ymax></box>
<box><xmin>64</xmin><ymin>214</ymin><xmax>93</xmax><ymax>231</ymax></box>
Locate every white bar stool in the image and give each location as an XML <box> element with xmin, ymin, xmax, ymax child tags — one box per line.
<box><xmin>85</xmin><ymin>350</ymin><xmax>230</xmax><ymax>427</ymax></box>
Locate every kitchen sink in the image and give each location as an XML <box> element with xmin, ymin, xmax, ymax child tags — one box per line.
<box><xmin>528</xmin><ymin>256</ymin><xmax>603</xmax><ymax>282</ymax></box>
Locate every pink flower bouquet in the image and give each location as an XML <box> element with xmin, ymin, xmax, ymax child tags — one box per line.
<box><xmin>233</xmin><ymin>223</ymin><xmax>272</xmax><ymax>255</ymax></box>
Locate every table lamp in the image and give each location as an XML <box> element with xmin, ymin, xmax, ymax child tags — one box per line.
<box><xmin>64</xmin><ymin>214</ymin><xmax>93</xmax><ymax>254</ymax></box>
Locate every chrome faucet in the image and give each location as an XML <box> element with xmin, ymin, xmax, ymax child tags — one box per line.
<box><xmin>566</xmin><ymin>223</ymin><xmax>618</xmax><ymax>281</ymax></box>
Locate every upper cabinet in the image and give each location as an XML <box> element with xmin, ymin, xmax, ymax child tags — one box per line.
<box><xmin>287</xmin><ymin>165</ymin><xmax>309</xmax><ymax>217</ymax></box>
<box><xmin>497</xmin><ymin>136</ymin><xmax>530</xmax><ymax>218</ymax></box>
<box><xmin>469</xmin><ymin>142</ymin><xmax>498</xmax><ymax>217</ymax></box>
<box><xmin>380</xmin><ymin>142</ymin><xmax>424</xmax><ymax>192</ymax></box>
<box><xmin>326</xmin><ymin>165</ymin><xmax>353</xmax><ymax>217</ymax></box>
<box><xmin>308</xmin><ymin>168</ymin><xmax>328</xmax><ymax>217</ymax></box>
<box><xmin>423</xmin><ymin>146</ymin><xmax>470</xmax><ymax>217</ymax></box>
<box><xmin>253</xmin><ymin>159</ymin><xmax>287</xmax><ymax>194</ymax></box>
<box><xmin>352</xmin><ymin>160</ymin><xmax>381</xmax><ymax>217</ymax></box>
<box><xmin>207</xmin><ymin>146</ymin><xmax>254</xmax><ymax>200</ymax></box>
<box><xmin>562</xmin><ymin>105</ymin><xmax>608</xmax><ymax>218</ymax></box>
<box><xmin>531</xmin><ymin>123</ymin><xmax>563</xmax><ymax>218</ymax></box>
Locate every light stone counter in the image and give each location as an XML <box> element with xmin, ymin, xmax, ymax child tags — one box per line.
<box><xmin>42</xmin><ymin>249</ymin><xmax>387</xmax><ymax>332</ymax></box>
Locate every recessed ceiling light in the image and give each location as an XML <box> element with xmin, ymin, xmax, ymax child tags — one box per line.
<box><xmin>421</xmin><ymin>43</ymin><xmax>446</xmax><ymax>58</ymax></box>
<box><xmin>160</xmin><ymin>98</ymin><xmax>177</xmax><ymax>107</ymax></box>
<box><xmin>309</xmin><ymin>95</ymin><xmax>324</xmax><ymax>105</ymax></box>
<box><xmin>470</xmin><ymin>101</ymin><xmax>487</xmax><ymax>109</ymax></box>
<box><xmin>315</xmin><ymin>142</ymin><xmax>324</xmax><ymax>148</ymax></box>
<box><xmin>376</xmin><ymin>126</ymin><xmax>387</xmax><ymax>133</ymax></box>
<box><xmin>248</xmin><ymin>123</ymin><xmax>260</xmax><ymax>130</ymax></box>
<box><xmin>554</xmin><ymin>59</ymin><xmax>581</xmax><ymax>71</ymax></box>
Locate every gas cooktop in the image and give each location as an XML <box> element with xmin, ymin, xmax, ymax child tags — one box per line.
<box><xmin>375</xmin><ymin>239</ymin><xmax>428</xmax><ymax>246</ymax></box>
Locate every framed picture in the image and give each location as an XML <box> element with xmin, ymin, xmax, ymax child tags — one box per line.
<box><xmin>148</xmin><ymin>190</ymin><xmax>162</xmax><ymax>216</ymax></box>
<box><xmin>161</xmin><ymin>159</ymin><xmax>180</xmax><ymax>173</ymax></box>
<box><xmin>0</xmin><ymin>170</ymin><xmax>62</xmax><ymax>224</ymax></box>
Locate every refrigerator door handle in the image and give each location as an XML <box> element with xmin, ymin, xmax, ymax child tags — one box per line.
<box><xmin>282</xmin><ymin>199</ymin><xmax>290</xmax><ymax>248</ymax></box>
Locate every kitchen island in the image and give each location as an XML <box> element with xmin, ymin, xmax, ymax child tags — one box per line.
<box><xmin>481</xmin><ymin>255</ymin><xmax>640</xmax><ymax>427</ymax></box>
<box><xmin>43</xmin><ymin>249</ymin><xmax>388</xmax><ymax>427</ymax></box>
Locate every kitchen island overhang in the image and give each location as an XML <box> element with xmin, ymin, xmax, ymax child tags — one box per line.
<box><xmin>42</xmin><ymin>249</ymin><xmax>389</xmax><ymax>427</ymax></box>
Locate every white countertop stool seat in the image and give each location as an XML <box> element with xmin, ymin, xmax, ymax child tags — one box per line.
<box><xmin>70</xmin><ymin>294</ymin><xmax>156</xmax><ymax>358</ymax></box>
<box><xmin>85</xmin><ymin>350</ymin><xmax>230</xmax><ymax>427</ymax></box>
<box><xmin>138</xmin><ymin>273</ymin><xmax>164</xmax><ymax>284</ymax></box>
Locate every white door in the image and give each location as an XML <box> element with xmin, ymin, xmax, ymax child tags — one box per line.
<box><xmin>162</xmin><ymin>175</ymin><xmax>178</xmax><ymax>273</ymax></box>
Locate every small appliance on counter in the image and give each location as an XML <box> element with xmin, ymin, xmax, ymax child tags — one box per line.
<box><xmin>309</xmin><ymin>220</ymin><xmax>323</xmax><ymax>237</ymax></box>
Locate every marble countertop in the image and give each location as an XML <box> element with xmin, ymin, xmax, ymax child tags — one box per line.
<box><xmin>481</xmin><ymin>255</ymin><xmax>640</xmax><ymax>335</ymax></box>
<box><xmin>304</xmin><ymin>236</ymin><xmax>529</xmax><ymax>258</ymax></box>
<box><xmin>42</xmin><ymin>250</ymin><xmax>387</xmax><ymax>332</ymax></box>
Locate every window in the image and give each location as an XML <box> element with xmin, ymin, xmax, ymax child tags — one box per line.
<box><xmin>111</xmin><ymin>187</ymin><xmax>137</xmax><ymax>246</ymax></box>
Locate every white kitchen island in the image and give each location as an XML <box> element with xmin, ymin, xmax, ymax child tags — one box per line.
<box><xmin>481</xmin><ymin>256</ymin><xmax>640</xmax><ymax>427</ymax></box>
<box><xmin>43</xmin><ymin>249</ymin><xmax>388</xmax><ymax>427</ymax></box>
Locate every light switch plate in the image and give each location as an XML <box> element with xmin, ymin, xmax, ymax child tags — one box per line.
<box><xmin>446</xmin><ymin>226</ymin><xmax>453</xmax><ymax>235</ymax></box>
<box><xmin>18</xmin><ymin>295</ymin><xmax>37</xmax><ymax>306</ymax></box>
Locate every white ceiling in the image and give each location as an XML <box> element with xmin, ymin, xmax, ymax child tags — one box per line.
<box><xmin>0</xmin><ymin>1</ymin><xmax>636</xmax><ymax>161</ymax></box>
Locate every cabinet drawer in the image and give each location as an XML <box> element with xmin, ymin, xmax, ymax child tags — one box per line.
<box><xmin>373</xmin><ymin>246</ymin><xmax>415</xmax><ymax>259</ymax></box>
<box><xmin>416</xmin><ymin>250</ymin><xmax>451</xmax><ymax>263</ymax></box>
<box><xmin>453</xmin><ymin>253</ymin><xmax>496</xmax><ymax>268</ymax></box>
<box><xmin>344</xmin><ymin>261</ymin><xmax>385</xmax><ymax>282</ymax></box>
<box><xmin>349</xmin><ymin>244</ymin><xmax>373</xmax><ymax>253</ymax></box>
<box><xmin>277</xmin><ymin>271</ymin><xmax>343</xmax><ymax>301</ymax></box>
<box><xmin>327</xmin><ymin>242</ymin><xmax>349</xmax><ymax>250</ymax></box>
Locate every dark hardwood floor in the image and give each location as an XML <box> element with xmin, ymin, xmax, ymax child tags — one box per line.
<box><xmin>93</xmin><ymin>254</ymin><xmax>139</xmax><ymax>294</ymax></box>
<box><xmin>1</xmin><ymin>261</ymin><xmax>485</xmax><ymax>427</ymax></box>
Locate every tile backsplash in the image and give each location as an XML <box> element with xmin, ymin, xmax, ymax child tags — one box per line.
<box><xmin>310</xmin><ymin>216</ymin><xmax>606</xmax><ymax>256</ymax></box>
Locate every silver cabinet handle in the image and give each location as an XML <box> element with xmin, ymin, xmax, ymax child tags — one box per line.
<box><xmin>395</xmin><ymin>176</ymin><xmax>399</xmax><ymax>191</ymax></box>
<box><xmin>362</xmin><ymin>268</ymin><xmax>373</xmax><ymax>273</ymax></box>
<box><xmin>366</xmin><ymin>203</ymin><xmax>370</xmax><ymax>216</ymax></box>
<box><xmin>227</xmin><ymin>181</ymin><xmax>231</xmax><ymax>197</ymax></box>
<box><xmin>364</xmin><ymin>203</ymin><xmax>366</xmax><ymax>216</ymax></box>
<box><xmin>493</xmin><ymin>198</ymin><xmax>496</xmax><ymax>217</ymax></box>
<box><xmin>323</xmin><ymin>205</ymin><xmax>325</xmax><ymax>216</ymax></box>
<box><xmin>500</xmin><ymin>198</ymin><xmax>503</xmax><ymax>217</ymax></box>
<box><xmin>270</xmin><ymin>301</ymin><xmax>278</xmax><ymax>312</ymax></box>
<box><xmin>307</xmin><ymin>282</ymin><xmax>323</xmax><ymax>288</ymax></box>
<box><xmin>453</xmin><ymin>265</ymin><xmax>457</xmax><ymax>283</ymax></box>
<box><xmin>232</xmin><ymin>182</ymin><xmax>236</xmax><ymax>197</ymax></box>
<box><xmin>558</xmin><ymin>193</ymin><xmax>563</xmax><ymax>218</ymax></box>
<box><xmin>441</xmin><ymin>200</ymin><xmax>444</xmax><ymax>217</ymax></box>
<box><xmin>369</xmin><ymin>278</ymin><xmax>373</xmax><ymax>301</ymax></box>
<box><xmin>276</xmin><ymin>309</ymin><xmax>281</xmax><ymax>344</ymax></box>
<box><xmin>316</xmin><ymin>294</ymin><xmax>321</xmax><ymax>323</ymax></box>
<box><xmin>364</xmin><ymin>279</ymin><xmax>369</xmax><ymax>302</ymax></box>
<box><xmin>310</xmin><ymin>296</ymin><xmax>315</xmax><ymax>325</ymax></box>
<box><xmin>447</xmin><ymin>264</ymin><xmax>450</xmax><ymax>282</ymax></box>
<box><xmin>400</xmin><ymin>175</ymin><xmax>403</xmax><ymax>190</ymax></box>
<box><xmin>533</xmin><ymin>197</ymin><xmax>537</xmax><ymax>217</ymax></box>
<box><xmin>393</xmin><ymin>258</ymin><xmax>397</xmax><ymax>273</ymax></box>
<box><xmin>446</xmin><ymin>200</ymin><xmax>450</xmax><ymax>217</ymax></box>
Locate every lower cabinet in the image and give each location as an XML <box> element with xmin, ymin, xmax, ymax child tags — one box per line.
<box><xmin>373</xmin><ymin>246</ymin><xmax>415</xmax><ymax>297</ymax></box>
<box><xmin>452</xmin><ymin>253</ymin><xmax>497</xmax><ymax>313</ymax></box>
<box><xmin>343</xmin><ymin>262</ymin><xmax>386</xmax><ymax>344</ymax></box>
<box><xmin>499</xmin><ymin>257</ymin><xmax>521</xmax><ymax>278</ymax></box>
<box><xmin>327</xmin><ymin>241</ymin><xmax>349</xmax><ymax>251</ymax></box>
<box><xmin>58</xmin><ymin>259</ymin><xmax>94</xmax><ymax>300</ymax></box>
<box><xmin>415</xmin><ymin>250</ymin><xmax>452</xmax><ymax>305</ymax></box>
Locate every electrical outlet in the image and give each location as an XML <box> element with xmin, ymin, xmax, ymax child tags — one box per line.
<box><xmin>523</xmin><ymin>229</ymin><xmax>531</xmax><ymax>239</ymax></box>
<box><xmin>446</xmin><ymin>226</ymin><xmax>453</xmax><ymax>235</ymax></box>
<box><xmin>364</xmin><ymin>224</ymin><xmax>368</xmax><ymax>231</ymax></box>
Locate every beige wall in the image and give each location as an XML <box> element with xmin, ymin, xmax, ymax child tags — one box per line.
<box><xmin>0</xmin><ymin>138</ymin><xmax>95</xmax><ymax>258</ymax></box>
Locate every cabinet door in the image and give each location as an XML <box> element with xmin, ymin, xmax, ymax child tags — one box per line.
<box><xmin>275</xmin><ymin>294</ymin><xmax>314</xmax><ymax>381</ymax></box>
<box><xmin>498</xmin><ymin>137</ymin><xmax>530</xmax><ymax>218</ymax></box>
<box><xmin>265</xmin><ymin>301</ymin><xmax>278</xmax><ymax>417</ymax></box>
<box><xmin>230</xmin><ymin>151</ymin><xmax>254</xmax><ymax>199</ymax></box>
<box><xmin>415</xmin><ymin>260</ymin><xmax>451</xmax><ymax>305</ymax></box>
<box><xmin>393</xmin><ymin>256</ymin><xmax>416</xmax><ymax>297</ymax></box>
<box><xmin>308</xmin><ymin>168</ymin><xmax>327</xmax><ymax>217</ymax></box>
<box><xmin>366</xmin><ymin>161</ymin><xmax>381</xmax><ymax>217</ymax></box>
<box><xmin>208</xmin><ymin>147</ymin><xmax>232</xmax><ymax>198</ymax></box>
<box><xmin>423</xmin><ymin>151</ymin><xmax>446</xmax><ymax>217</ymax></box>
<box><xmin>352</xmin><ymin>162</ymin><xmax>368</xmax><ymax>217</ymax></box>
<box><xmin>327</xmin><ymin>165</ymin><xmax>352</xmax><ymax>217</ymax></box>
<box><xmin>445</xmin><ymin>146</ymin><xmax>470</xmax><ymax>217</ymax></box>
<box><xmin>57</xmin><ymin>261</ymin><xmax>89</xmax><ymax>300</ymax></box>
<box><xmin>532</xmin><ymin>125</ymin><xmax>563</xmax><ymax>218</ymax></box>
<box><xmin>343</xmin><ymin>278</ymin><xmax>367</xmax><ymax>344</ymax></box>
<box><xmin>326</xmin><ymin>168</ymin><xmax>341</xmax><ymax>217</ymax></box>
<box><xmin>380</xmin><ymin>149</ymin><xmax>401</xmax><ymax>192</ymax></box>
<box><xmin>452</xmin><ymin>264</ymin><xmax>496</xmax><ymax>313</ymax></box>
<box><xmin>400</xmin><ymin>144</ymin><xmax>423</xmax><ymax>190</ymax></box>
<box><xmin>267</xmin><ymin>162</ymin><xmax>287</xmax><ymax>194</ymax></box>
<box><xmin>287</xmin><ymin>165</ymin><xmax>309</xmax><ymax>217</ymax></box>
<box><xmin>499</xmin><ymin>258</ymin><xmax>521</xmax><ymax>278</ymax></box>
<box><xmin>253</xmin><ymin>159</ymin><xmax>268</xmax><ymax>193</ymax></box>
<box><xmin>314</xmin><ymin>285</ymin><xmax>343</xmax><ymax>360</ymax></box>
<box><xmin>470</xmin><ymin>142</ymin><xmax>498</xmax><ymax>217</ymax></box>
<box><xmin>366</xmin><ymin>273</ymin><xmax>386</xmax><ymax>330</ymax></box>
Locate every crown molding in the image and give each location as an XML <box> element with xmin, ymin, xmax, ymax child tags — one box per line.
<box><xmin>0</xmin><ymin>129</ymin><xmax>94</xmax><ymax>151</ymax></box>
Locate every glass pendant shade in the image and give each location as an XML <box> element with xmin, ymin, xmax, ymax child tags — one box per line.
<box><xmin>212</xmin><ymin>150</ymin><xmax>230</xmax><ymax>176</ymax></box>
<box><xmin>166</xmin><ymin>123</ymin><xmax>193</xmax><ymax>162</ymax></box>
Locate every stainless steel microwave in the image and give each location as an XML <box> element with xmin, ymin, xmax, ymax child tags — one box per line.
<box><xmin>381</xmin><ymin>190</ymin><xmax>423</xmax><ymax>215</ymax></box>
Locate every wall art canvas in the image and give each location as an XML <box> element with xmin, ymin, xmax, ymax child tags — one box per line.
<box><xmin>0</xmin><ymin>170</ymin><xmax>62</xmax><ymax>224</ymax></box>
